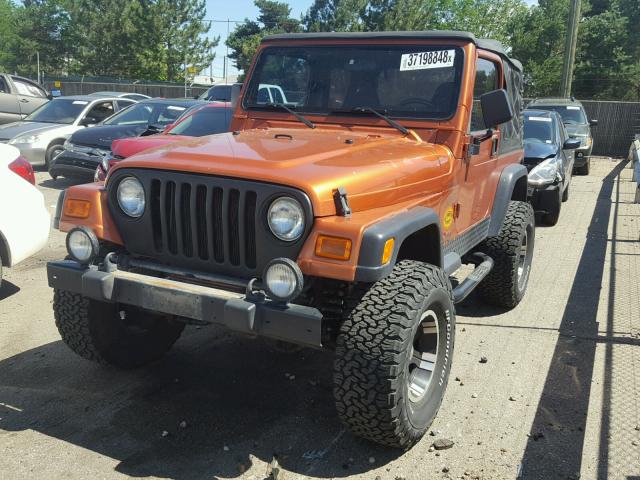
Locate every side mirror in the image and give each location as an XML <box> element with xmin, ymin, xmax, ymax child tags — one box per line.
<box><xmin>231</xmin><ymin>83</ymin><xmax>242</xmax><ymax>109</ymax></box>
<box><xmin>80</xmin><ymin>116</ymin><xmax>97</xmax><ymax>127</ymax></box>
<box><xmin>589</xmin><ymin>119</ymin><xmax>598</xmax><ymax>127</ymax></box>
<box><xmin>480</xmin><ymin>89</ymin><xmax>513</xmax><ymax>128</ymax></box>
<box><xmin>563</xmin><ymin>138</ymin><xmax>582</xmax><ymax>150</ymax></box>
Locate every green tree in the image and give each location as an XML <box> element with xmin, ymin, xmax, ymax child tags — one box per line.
<box><xmin>0</xmin><ymin>0</ymin><xmax>18</xmax><ymax>70</ymax></box>
<box><xmin>226</xmin><ymin>0</ymin><xmax>300</xmax><ymax>74</ymax></box>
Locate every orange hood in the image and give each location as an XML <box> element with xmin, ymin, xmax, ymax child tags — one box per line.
<box><xmin>112</xmin><ymin>127</ymin><xmax>454</xmax><ymax>216</ymax></box>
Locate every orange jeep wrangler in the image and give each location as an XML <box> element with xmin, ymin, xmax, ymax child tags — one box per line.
<box><xmin>48</xmin><ymin>31</ymin><xmax>533</xmax><ymax>448</ymax></box>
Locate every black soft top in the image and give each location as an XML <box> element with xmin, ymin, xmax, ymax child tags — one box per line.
<box><xmin>262</xmin><ymin>30</ymin><xmax>523</xmax><ymax>72</ymax></box>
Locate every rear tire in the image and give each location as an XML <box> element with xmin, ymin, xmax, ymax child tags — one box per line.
<box><xmin>333</xmin><ymin>260</ymin><xmax>455</xmax><ymax>449</ymax></box>
<box><xmin>53</xmin><ymin>289</ymin><xmax>184</xmax><ymax>368</ymax></box>
<box><xmin>477</xmin><ymin>201</ymin><xmax>535</xmax><ymax>308</ymax></box>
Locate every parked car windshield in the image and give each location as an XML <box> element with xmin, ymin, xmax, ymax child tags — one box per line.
<box><xmin>201</xmin><ymin>85</ymin><xmax>232</xmax><ymax>101</ymax></box>
<box><xmin>103</xmin><ymin>102</ymin><xmax>187</xmax><ymax>126</ymax></box>
<box><xmin>24</xmin><ymin>99</ymin><xmax>88</xmax><ymax>124</ymax></box>
<box><xmin>244</xmin><ymin>45</ymin><xmax>464</xmax><ymax>120</ymax></box>
<box><xmin>524</xmin><ymin>115</ymin><xmax>555</xmax><ymax>144</ymax></box>
<box><xmin>167</xmin><ymin>107</ymin><xmax>231</xmax><ymax>136</ymax></box>
<box><xmin>535</xmin><ymin>105</ymin><xmax>587</xmax><ymax>125</ymax></box>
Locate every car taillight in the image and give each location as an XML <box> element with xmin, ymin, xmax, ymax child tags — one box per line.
<box><xmin>9</xmin><ymin>156</ymin><xmax>36</xmax><ymax>185</ymax></box>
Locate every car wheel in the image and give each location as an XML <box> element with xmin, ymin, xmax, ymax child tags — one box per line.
<box><xmin>541</xmin><ymin>188</ymin><xmax>562</xmax><ymax>226</ymax></box>
<box><xmin>53</xmin><ymin>289</ymin><xmax>185</xmax><ymax>369</ymax></box>
<box><xmin>45</xmin><ymin>143</ymin><xmax>65</xmax><ymax>169</ymax></box>
<box><xmin>562</xmin><ymin>183</ymin><xmax>569</xmax><ymax>202</ymax></box>
<box><xmin>334</xmin><ymin>260</ymin><xmax>455</xmax><ymax>449</ymax></box>
<box><xmin>578</xmin><ymin>157</ymin><xmax>590</xmax><ymax>175</ymax></box>
<box><xmin>476</xmin><ymin>201</ymin><xmax>535</xmax><ymax>308</ymax></box>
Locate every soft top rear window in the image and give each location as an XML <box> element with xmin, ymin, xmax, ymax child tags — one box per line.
<box><xmin>243</xmin><ymin>45</ymin><xmax>464</xmax><ymax>121</ymax></box>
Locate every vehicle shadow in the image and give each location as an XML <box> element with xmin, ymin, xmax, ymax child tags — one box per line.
<box><xmin>0</xmin><ymin>327</ymin><xmax>401</xmax><ymax>479</ymax></box>
<box><xmin>518</xmin><ymin>160</ymin><xmax>628</xmax><ymax>479</ymax></box>
<box><xmin>0</xmin><ymin>279</ymin><xmax>20</xmax><ymax>300</ymax></box>
<box><xmin>38</xmin><ymin>177</ymin><xmax>87</xmax><ymax>190</ymax></box>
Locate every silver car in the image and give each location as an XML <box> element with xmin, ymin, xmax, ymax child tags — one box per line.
<box><xmin>0</xmin><ymin>95</ymin><xmax>136</xmax><ymax>166</ymax></box>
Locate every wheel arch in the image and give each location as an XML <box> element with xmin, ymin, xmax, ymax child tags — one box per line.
<box><xmin>488</xmin><ymin>163</ymin><xmax>528</xmax><ymax>237</ymax></box>
<box><xmin>354</xmin><ymin>206</ymin><xmax>442</xmax><ymax>282</ymax></box>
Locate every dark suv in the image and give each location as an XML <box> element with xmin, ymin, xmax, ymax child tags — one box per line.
<box><xmin>527</xmin><ymin>97</ymin><xmax>597</xmax><ymax>175</ymax></box>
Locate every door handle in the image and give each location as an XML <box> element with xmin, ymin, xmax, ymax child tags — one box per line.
<box><xmin>19</xmin><ymin>98</ymin><xmax>29</xmax><ymax>103</ymax></box>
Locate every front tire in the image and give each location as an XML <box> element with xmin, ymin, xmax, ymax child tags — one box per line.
<box><xmin>45</xmin><ymin>143</ymin><xmax>64</xmax><ymax>169</ymax></box>
<box><xmin>541</xmin><ymin>187</ymin><xmax>562</xmax><ymax>226</ymax></box>
<box><xmin>577</xmin><ymin>157</ymin><xmax>590</xmax><ymax>175</ymax></box>
<box><xmin>333</xmin><ymin>260</ymin><xmax>455</xmax><ymax>449</ymax></box>
<box><xmin>53</xmin><ymin>289</ymin><xmax>185</xmax><ymax>368</ymax></box>
<box><xmin>477</xmin><ymin>201</ymin><xmax>535</xmax><ymax>308</ymax></box>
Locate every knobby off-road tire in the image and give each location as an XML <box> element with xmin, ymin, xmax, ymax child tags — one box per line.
<box><xmin>333</xmin><ymin>260</ymin><xmax>456</xmax><ymax>449</ymax></box>
<box><xmin>477</xmin><ymin>201</ymin><xmax>535</xmax><ymax>308</ymax></box>
<box><xmin>53</xmin><ymin>289</ymin><xmax>185</xmax><ymax>369</ymax></box>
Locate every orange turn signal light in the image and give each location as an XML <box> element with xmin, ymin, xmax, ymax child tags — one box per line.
<box><xmin>64</xmin><ymin>199</ymin><xmax>91</xmax><ymax>219</ymax></box>
<box><xmin>315</xmin><ymin>235</ymin><xmax>352</xmax><ymax>261</ymax></box>
<box><xmin>381</xmin><ymin>238</ymin><xmax>395</xmax><ymax>265</ymax></box>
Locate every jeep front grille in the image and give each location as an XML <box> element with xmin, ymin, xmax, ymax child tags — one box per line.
<box><xmin>107</xmin><ymin>168</ymin><xmax>312</xmax><ymax>278</ymax></box>
<box><xmin>149</xmin><ymin>179</ymin><xmax>257</xmax><ymax>268</ymax></box>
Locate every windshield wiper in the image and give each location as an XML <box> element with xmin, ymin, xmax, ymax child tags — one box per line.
<box><xmin>259</xmin><ymin>102</ymin><xmax>315</xmax><ymax>129</ymax></box>
<box><xmin>333</xmin><ymin>107</ymin><xmax>409</xmax><ymax>135</ymax></box>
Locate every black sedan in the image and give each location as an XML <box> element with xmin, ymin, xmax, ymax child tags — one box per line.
<box><xmin>524</xmin><ymin>109</ymin><xmax>581</xmax><ymax>226</ymax></box>
<box><xmin>48</xmin><ymin>98</ymin><xmax>206</xmax><ymax>180</ymax></box>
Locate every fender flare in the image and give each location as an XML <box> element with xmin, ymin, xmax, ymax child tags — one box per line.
<box><xmin>0</xmin><ymin>229</ymin><xmax>12</xmax><ymax>268</ymax></box>
<box><xmin>488</xmin><ymin>163</ymin><xmax>528</xmax><ymax>237</ymax></box>
<box><xmin>354</xmin><ymin>206</ymin><xmax>442</xmax><ymax>282</ymax></box>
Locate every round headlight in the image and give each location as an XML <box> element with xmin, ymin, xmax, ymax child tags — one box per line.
<box><xmin>66</xmin><ymin>226</ymin><xmax>99</xmax><ymax>264</ymax></box>
<box><xmin>117</xmin><ymin>176</ymin><xmax>145</xmax><ymax>217</ymax></box>
<box><xmin>263</xmin><ymin>258</ymin><xmax>304</xmax><ymax>302</ymax></box>
<box><xmin>267</xmin><ymin>197</ymin><xmax>304</xmax><ymax>241</ymax></box>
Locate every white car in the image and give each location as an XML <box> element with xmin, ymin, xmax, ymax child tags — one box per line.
<box><xmin>0</xmin><ymin>144</ymin><xmax>50</xmax><ymax>286</ymax></box>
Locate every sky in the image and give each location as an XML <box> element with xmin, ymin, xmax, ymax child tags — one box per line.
<box><xmin>205</xmin><ymin>0</ymin><xmax>539</xmax><ymax>78</ymax></box>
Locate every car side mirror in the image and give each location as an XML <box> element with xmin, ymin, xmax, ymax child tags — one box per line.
<box><xmin>589</xmin><ymin>119</ymin><xmax>598</xmax><ymax>127</ymax></box>
<box><xmin>80</xmin><ymin>116</ymin><xmax>97</xmax><ymax>127</ymax></box>
<box><xmin>480</xmin><ymin>89</ymin><xmax>514</xmax><ymax>128</ymax></box>
<box><xmin>231</xmin><ymin>83</ymin><xmax>242</xmax><ymax>109</ymax></box>
<box><xmin>563</xmin><ymin>138</ymin><xmax>582</xmax><ymax>149</ymax></box>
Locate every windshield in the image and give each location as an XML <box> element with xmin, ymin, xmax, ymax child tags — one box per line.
<box><xmin>167</xmin><ymin>107</ymin><xmax>231</xmax><ymax>136</ymax></box>
<box><xmin>104</xmin><ymin>102</ymin><xmax>187</xmax><ymax>126</ymax></box>
<box><xmin>24</xmin><ymin>99</ymin><xmax>88</xmax><ymax>124</ymax></box>
<box><xmin>244</xmin><ymin>45</ymin><xmax>464</xmax><ymax>120</ymax></box>
<box><xmin>536</xmin><ymin>105</ymin><xmax>587</xmax><ymax>125</ymax></box>
<box><xmin>524</xmin><ymin>115</ymin><xmax>555</xmax><ymax>144</ymax></box>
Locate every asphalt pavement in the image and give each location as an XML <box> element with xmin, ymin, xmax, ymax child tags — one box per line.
<box><xmin>0</xmin><ymin>157</ymin><xmax>638</xmax><ymax>480</ymax></box>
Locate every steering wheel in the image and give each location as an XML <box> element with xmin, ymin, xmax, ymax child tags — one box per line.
<box><xmin>398</xmin><ymin>97</ymin><xmax>436</xmax><ymax>109</ymax></box>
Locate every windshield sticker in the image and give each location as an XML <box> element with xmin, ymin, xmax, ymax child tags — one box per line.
<box><xmin>566</xmin><ymin>106</ymin><xmax>580</xmax><ymax>110</ymax></box>
<box><xmin>400</xmin><ymin>50</ymin><xmax>455</xmax><ymax>71</ymax></box>
<box><xmin>528</xmin><ymin>116</ymin><xmax>552</xmax><ymax>122</ymax></box>
<box><xmin>167</xmin><ymin>106</ymin><xmax>186</xmax><ymax>111</ymax></box>
<box><xmin>72</xmin><ymin>101</ymin><xmax>88</xmax><ymax>105</ymax></box>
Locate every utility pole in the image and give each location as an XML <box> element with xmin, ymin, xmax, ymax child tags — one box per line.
<box><xmin>36</xmin><ymin>51</ymin><xmax>40</xmax><ymax>84</ymax></box>
<box><xmin>225</xmin><ymin>18</ymin><xmax>230</xmax><ymax>84</ymax></box>
<box><xmin>184</xmin><ymin>51</ymin><xmax>188</xmax><ymax>98</ymax></box>
<box><xmin>560</xmin><ymin>0</ymin><xmax>581</xmax><ymax>98</ymax></box>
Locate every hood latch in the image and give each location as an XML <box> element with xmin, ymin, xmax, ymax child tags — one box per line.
<box><xmin>333</xmin><ymin>187</ymin><xmax>352</xmax><ymax>217</ymax></box>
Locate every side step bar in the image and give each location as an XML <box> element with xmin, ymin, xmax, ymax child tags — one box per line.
<box><xmin>452</xmin><ymin>253</ymin><xmax>494</xmax><ymax>304</ymax></box>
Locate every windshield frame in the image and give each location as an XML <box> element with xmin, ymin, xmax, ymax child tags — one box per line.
<box><xmin>242</xmin><ymin>44</ymin><xmax>465</xmax><ymax>123</ymax></box>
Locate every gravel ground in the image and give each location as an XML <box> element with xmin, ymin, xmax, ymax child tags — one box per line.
<box><xmin>0</xmin><ymin>157</ymin><xmax>639</xmax><ymax>480</ymax></box>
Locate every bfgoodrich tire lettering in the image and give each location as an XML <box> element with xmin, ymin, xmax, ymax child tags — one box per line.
<box><xmin>333</xmin><ymin>260</ymin><xmax>455</xmax><ymax>449</ymax></box>
<box><xmin>477</xmin><ymin>201</ymin><xmax>535</xmax><ymax>308</ymax></box>
<box><xmin>53</xmin><ymin>289</ymin><xmax>184</xmax><ymax>368</ymax></box>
